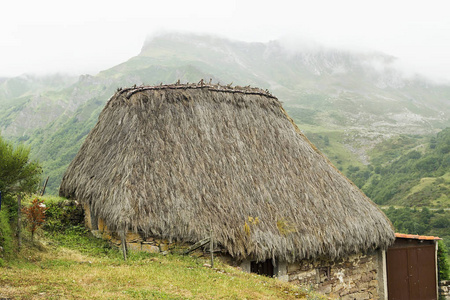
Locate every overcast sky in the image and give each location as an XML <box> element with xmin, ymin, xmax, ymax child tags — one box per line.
<box><xmin>2</xmin><ymin>0</ymin><xmax>450</xmax><ymax>82</ymax></box>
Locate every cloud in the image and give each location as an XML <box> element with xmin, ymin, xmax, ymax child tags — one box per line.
<box><xmin>1</xmin><ymin>0</ymin><xmax>450</xmax><ymax>82</ymax></box>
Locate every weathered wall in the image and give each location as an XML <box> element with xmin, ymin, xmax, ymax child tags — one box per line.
<box><xmin>440</xmin><ymin>280</ymin><xmax>450</xmax><ymax>300</ymax></box>
<box><xmin>286</xmin><ymin>251</ymin><xmax>384</xmax><ymax>300</ymax></box>
<box><xmin>83</xmin><ymin>207</ymin><xmax>176</xmax><ymax>253</ymax></box>
<box><xmin>82</xmin><ymin>203</ymin><xmax>93</xmax><ymax>229</ymax></box>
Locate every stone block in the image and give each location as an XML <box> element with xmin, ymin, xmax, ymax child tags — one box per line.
<box><xmin>141</xmin><ymin>244</ymin><xmax>160</xmax><ymax>253</ymax></box>
<box><xmin>317</xmin><ymin>283</ymin><xmax>332</xmax><ymax>294</ymax></box>
<box><xmin>360</xmin><ymin>273</ymin><xmax>372</xmax><ymax>282</ymax></box>
<box><xmin>359</xmin><ymin>281</ymin><xmax>369</xmax><ymax>290</ymax></box>
<box><xmin>98</xmin><ymin>218</ymin><xmax>107</xmax><ymax>232</ymax></box>
<box><xmin>110</xmin><ymin>238</ymin><xmax>121</xmax><ymax>246</ymax></box>
<box><xmin>358</xmin><ymin>257</ymin><xmax>370</xmax><ymax>264</ymax></box>
<box><xmin>127</xmin><ymin>242</ymin><xmax>141</xmax><ymax>251</ymax></box>
<box><xmin>341</xmin><ymin>292</ymin><xmax>370</xmax><ymax>300</ymax></box>
<box><xmin>334</xmin><ymin>283</ymin><xmax>346</xmax><ymax>292</ymax></box>
<box><xmin>102</xmin><ymin>231</ymin><xmax>113</xmax><ymax>240</ymax></box>
<box><xmin>288</xmin><ymin>263</ymin><xmax>301</xmax><ymax>273</ymax></box>
<box><xmin>160</xmin><ymin>243</ymin><xmax>169</xmax><ymax>252</ymax></box>
<box><xmin>126</xmin><ymin>232</ymin><xmax>142</xmax><ymax>242</ymax></box>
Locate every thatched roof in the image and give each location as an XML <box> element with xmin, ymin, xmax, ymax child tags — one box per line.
<box><xmin>59</xmin><ymin>83</ymin><xmax>394</xmax><ymax>263</ymax></box>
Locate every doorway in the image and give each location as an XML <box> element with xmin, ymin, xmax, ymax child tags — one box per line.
<box><xmin>251</xmin><ymin>259</ymin><xmax>274</xmax><ymax>277</ymax></box>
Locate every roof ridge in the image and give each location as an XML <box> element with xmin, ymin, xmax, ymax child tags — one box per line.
<box><xmin>114</xmin><ymin>80</ymin><xmax>277</xmax><ymax>100</ymax></box>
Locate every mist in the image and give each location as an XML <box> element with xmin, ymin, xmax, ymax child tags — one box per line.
<box><xmin>2</xmin><ymin>0</ymin><xmax>450</xmax><ymax>83</ymax></box>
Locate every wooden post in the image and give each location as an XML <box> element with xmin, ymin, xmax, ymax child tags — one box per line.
<box><xmin>182</xmin><ymin>237</ymin><xmax>210</xmax><ymax>255</ymax></box>
<box><xmin>40</xmin><ymin>176</ymin><xmax>49</xmax><ymax>196</ymax></box>
<box><xmin>121</xmin><ymin>228</ymin><xmax>127</xmax><ymax>261</ymax></box>
<box><xmin>17</xmin><ymin>194</ymin><xmax>22</xmax><ymax>250</ymax></box>
<box><xmin>210</xmin><ymin>230</ymin><xmax>214</xmax><ymax>268</ymax></box>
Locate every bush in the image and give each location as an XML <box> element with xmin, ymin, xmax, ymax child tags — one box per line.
<box><xmin>0</xmin><ymin>135</ymin><xmax>42</xmax><ymax>196</ymax></box>
<box><xmin>432</xmin><ymin>217</ymin><xmax>450</xmax><ymax>229</ymax></box>
<box><xmin>0</xmin><ymin>207</ymin><xmax>14</xmax><ymax>257</ymax></box>
<box><xmin>22</xmin><ymin>198</ymin><xmax>48</xmax><ymax>240</ymax></box>
<box><xmin>43</xmin><ymin>200</ymin><xmax>84</xmax><ymax>232</ymax></box>
<box><xmin>438</xmin><ymin>240</ymin><xmax>450</xmax><ymax>280</ymax></box>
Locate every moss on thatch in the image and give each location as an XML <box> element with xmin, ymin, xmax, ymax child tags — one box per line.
<box><xmin>60</xmin><ymin>83</ymin><xmax>394</xmax><ymax>263</ymax></box>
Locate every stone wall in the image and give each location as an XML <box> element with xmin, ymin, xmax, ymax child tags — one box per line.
<box><xmin>83</xmin><ymin>205</ymin><xmax>386</xmax><ymax>299</ymax></box>
<box><xmin>82</xmin><ymin>204</ymin><xmax>176</xmax><ymax>253</ymax></box>
<box><xmin>286</xmin><ymin>251</ymin><xmax>384</xmax><ymax>300</ymax></box>
<box><xmin>440</xmin><ymin>280</ymin><xmax>450</xmax><ymax>300</ymax></box>
<box><xmin>93</xmin><ymin>230</ymin><xmax>178</xmax><ymax>254</ymax></box>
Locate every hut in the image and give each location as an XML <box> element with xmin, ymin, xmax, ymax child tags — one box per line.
<box><xmin>60</xmin><ymin>83</ymin><xmax>395</xmax><ymax>299</ymax></box>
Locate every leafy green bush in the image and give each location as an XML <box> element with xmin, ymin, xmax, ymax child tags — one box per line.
<box><xmin>43</xmin><ymin>200</ymin><xmax>84</xmax><ymax>232</ymax></box>
<box><xmin>0</xmin><ymin>207</ymin><xmax>13</xmax><ymax>257</ymax></box>
<box><xmin>438</xmin><ymin>240</ymin><xmax>449</xmax><ymax>280</ymax></box>
<box><xmin>0</xmin><ymin>134</ymin><xmax>42</xmax><ymax>196</ymax></box>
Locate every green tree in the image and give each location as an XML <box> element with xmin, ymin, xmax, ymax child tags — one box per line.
<box><xmin>0</xmin><ymin>135</ymin><xmax>42</xmax><ymax>199</ymax></box>
<box><xmin>0</xmin><ymin>134</ymin><xmax>42</xmax><ymax>254</ymax></box>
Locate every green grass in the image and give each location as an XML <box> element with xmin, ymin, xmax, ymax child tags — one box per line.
<box><xmin>0</xmin><ymin>235</ymin><xmax>317</xmax><ymax>299</ymax></box>
<box><xmin>0</xmin><ymin>200</ymin><xmax>327</xmax><ymax>300</ymax></box>
<box><xmin>292</xmin><ymin>122</ymin><xmax>365</xmax><ymax>173</ymax></box>
<box><xmin>405</xmin><ymin>173</ymin><xmax>450</xmax><ymax>207</ymax></box>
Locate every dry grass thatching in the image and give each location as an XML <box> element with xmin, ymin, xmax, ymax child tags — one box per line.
<box><xmin>59</xmin><ymin>83</ymin><xmax>395</xmax><ymax>263</ymax></box>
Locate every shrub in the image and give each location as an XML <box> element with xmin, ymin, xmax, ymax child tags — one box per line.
<box><xmin>438</xmin><ymin>240</ymin><xmax>449</xmax><ymax>280</ymax></box>
<box><xmin>22</xmin><ymin>198</ymin><xmax>48</xmax><ymax>240</ymax></box>
<box><xmin>43</xmin><ymin>200</ymin><xmax>84</xmax><ymax>232</ymax></box>
<box><xmin>0</xmin><ymin>208</ymin><xmax>13</xmax><ymax>257</ymax></box>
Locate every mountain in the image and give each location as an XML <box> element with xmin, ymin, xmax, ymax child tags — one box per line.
<box><xmin>0</xmin><ymin>32</ymin><xmax>449</xmax><ymax>195</ymax></box>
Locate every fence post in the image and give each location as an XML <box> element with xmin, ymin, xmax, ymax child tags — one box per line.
<box><xmin>120</xmin><ymin>227</ymin><xmax>127</xmax><ymax>261</ymax></box>
<box><xmin>210</xmin><ymin>230</ymin><xmax>214</xmax><ymax>268</ymax></box>
<box><xmin>17</xmin><ymin>194</ymin><xmax>22</xmax><ymax>250</ymax></box>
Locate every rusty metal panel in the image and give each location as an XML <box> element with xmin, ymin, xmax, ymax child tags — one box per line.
<box><xmin>417</xmin><ymin>245</ymin><xmax>437</xmax><ymax>299</ymax></box>
<box><xmin>387</xmin><ymin>247</ymin><xmax>409</xmax><ymax>300</ymax></box>
<box><xmin>387</xmin><ymin>244</ymin><xmax>437</xmax><ymax>300</ymax></box>
<box><xmin>407</xmin><ymin>247</ymin><xmax>420</xmax><ymax>298</ymax></box>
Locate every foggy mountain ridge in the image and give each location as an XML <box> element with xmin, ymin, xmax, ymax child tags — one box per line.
<box><xmin>0</xmin><ymin>32</ymin><xmax>449</xmax><ymax>193</ymax></box>
<box><xmin>141</xmin><ymin>33</ymin><xmax>433</xmax><ymax>88</ymax></box>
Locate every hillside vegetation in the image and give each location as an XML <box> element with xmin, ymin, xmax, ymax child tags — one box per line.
<box><xmin>344</xmin><ymin>127</ymin><xmax>450</xmax><ymax>208</ymax></box>
<box><xmin>382</xmin><ymin>206</ymin><xmax>450</xmax><ymax>250</ymax></box>
<box><xmin>329</xmin><ymin>127</ymin><xmax>450</xmax><ymax>252</ymax></box>
<box><xmin>0</xmin><ymin>33</ymin><xmax>449</xmax><ymax>194</ymax></box>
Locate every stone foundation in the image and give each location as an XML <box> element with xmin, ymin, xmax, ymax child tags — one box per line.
<box><xmin>286</xmin><ymin>251</ymin><xmax>384</xmax><ymax>299</ymax></box>
<box><xmin>92</xmin><ymin>229</ymin><xmax>179</xmax><ymax>254</ymax></box>
<box><xmin>82</xmin><ymin>204</ymin><xmax>177</xmax><ymax>253</ymax></box>
<box><xmin>83</xmin><ymin>205</ymin><xmax>387</xmax><ymax>299</ymax></box>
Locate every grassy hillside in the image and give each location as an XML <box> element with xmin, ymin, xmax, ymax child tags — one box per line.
<box><xmin>1</xmin><ymin>244</ymin><xmax>314</xmax><ymax>299</ymax></box>
<box><xmin>344</xmin><ymin>127</ymin><xmax>450</xmax><ymax>207</ymax></box>
<box><xmin>0</xmin><ymin>196</ymin><xmax>325</xmax><ymax>300</ymax></box>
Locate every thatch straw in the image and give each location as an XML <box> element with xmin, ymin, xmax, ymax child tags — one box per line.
<box><xmin>60</xmin><ymin>83</ymin><xmax>394</xmax><ymax>263</ymax></box>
